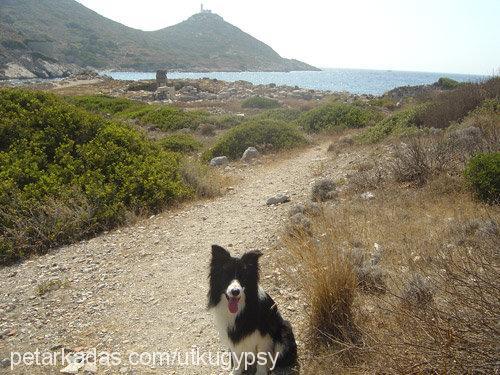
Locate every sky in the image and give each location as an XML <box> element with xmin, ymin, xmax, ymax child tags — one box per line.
<box><xmin>75</xmin><ymin>0</ymin><xmax>500</xmax><ymax>75</ymax></box>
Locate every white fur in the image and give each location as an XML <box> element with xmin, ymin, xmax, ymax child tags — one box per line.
<box><xmin>226</xmin><ymin>279</ymin><xmax>244</xmax><ymax>298</ymax></box>
<box><xmin>212</xmin><ymin>284</ymin><xmax>275</xmax><ymax>374</ymax></box>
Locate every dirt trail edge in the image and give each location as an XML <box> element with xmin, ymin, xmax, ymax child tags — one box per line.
<box><xmin>0</xmin><ymin>143</ymin><xmax>359</xmax><ymax>374</ymax></box>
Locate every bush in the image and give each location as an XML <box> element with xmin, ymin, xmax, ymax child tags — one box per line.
<box><xmin>159</xmin><ymin>134</ymin><xmax>202</xmax><ymax>153</ymax></box>
<box><xmin>134</xmin><ymin>106</ymin><xmax>209</xmax><ymax>131</ymax></box>
<box><xmin>0</xmin><ymin>88</ymin><xmax>191</xmax><ymax>263</ymax></box>
<box><xmin>415</xmin><ymin>77</ymin><xmax>500</xmax><ymax>129</ymax></box>
<box><xmin>358</xmin><ymin>106</ymin><xmax>420</xmax><ymax>143</ymax></box>
<box><xmin>283</xmin><ymin>215</ymin><xmax>360</xmax><ymax>346</ymax></box>
<box><xmin>197</xmin><ymin>123</ymin><xmax>216</xmax><ymax>136</ymax></box>
<box><xmin>436</xmin><ymin>77</ymin><xmax>461</xmax><ymax>90</ymax></box>
<box><xmin>241</xmin><ymin>96</ymin><xmax>281</xmax><ymax>109</ymax></box>
<box><xmin>254</xmin><ymin>108</ymin><xmax>303</xmax><ymax>122</ymax></box>
<box><xmin>179</xmin><ymin>158</ymin><xmax>227</xmax><ymax>198</ymax></box>
<box><xmin>67</xmin><ymin>95</ymin><xmax>146</xmax><ymax>116</ymax></box>
<box><xmin>464</xmin><ymin>152</ymin><xmax>500</xmax><ymax>204</ymax></box>
<box><xmin>298</xmin><ymin>102</ymin><xmax>375</xmax><ymax>133</ymax></box>
<box><xmin>205</xmin><ymin>114</ymin><xmax>244</xmax><ymax>129</ymax></box>
<box><xmin>401</xmin><ymin>273</ymin><xmax>434</xmax><ymax>308</ymax></box>
<box><xmin>311</xmin><ymin>179</ymin><xmax>337</xmax><ymax>202</ymax></box>
<box><xmin>391</xmin><ymin>137</ymin><xmax>431</xmax><ymax>186</ymax></box>
<box><xmin>205</xmin><ymin>119</ymin><xmax>307</xmax><ymax>160</ymax></box>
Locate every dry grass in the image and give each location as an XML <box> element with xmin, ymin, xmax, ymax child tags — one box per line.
<box><xmin>415</xmin><ymin>77</ymin><xmax>499</xmax><ymax>129</ymax></box>
<box><xmin>280</xmin><ymin>144</ymin><xmax>499</xmax><ymax>373</ymax></box>
<box><xmin>283</xmin><ymin>227</ymin><xmax>360</xmax><ymax>349</ymax></box>
<box><xmin>180</xmin><ymin>158</ymin><xmax>229</xmax><ymax>198</ymax></box>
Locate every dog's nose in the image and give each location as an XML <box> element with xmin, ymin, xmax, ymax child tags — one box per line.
<box><xmin>230</xmin><ymin>289</ymin><xmax>240</xmax><ymax>297</ymax></box>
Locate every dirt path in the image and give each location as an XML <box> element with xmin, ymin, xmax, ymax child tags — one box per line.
<box><xmin>0</xmin><ymin>143</ymin><xmax>360</xmax><ymax>374</ymax></box>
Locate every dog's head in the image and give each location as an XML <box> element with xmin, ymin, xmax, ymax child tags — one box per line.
<box><xmin>207</xmin><ymin>245</ymin><xmax>262</xmax><ymax>314</ymax></box>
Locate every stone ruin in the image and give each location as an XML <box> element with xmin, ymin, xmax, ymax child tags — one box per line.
<box><xmin>156</xmin><ymin>70</ymin><xmax>167</xmax><ymax>87</ymax></box>
<box><xmin>154</xmin><ymin>70</ymin><xmax>175</xmax><ymax>101</ymax></box>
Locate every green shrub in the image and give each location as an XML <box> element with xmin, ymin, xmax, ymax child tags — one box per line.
<box><xmin>159</xmin><ymin>134</ymin><xmax>202</xmax><ymax>153</ymax></box>
<box><xmin>0</xmin><ymin>88</ymin><xmax>191</xmax><ymax>263</ymax></box>
<box><xmin>133</xmin><ymin>106</ymin><xmax>209</xmax><ymax>131</ymax></box>
<box><xmin>205</xmin><ymin>120</ymin><xmax>307</xmax><ymax>160</ymax></box>
<box><xmin>205</xmin><ymin>114</ymin><xmax>245</xmax><ymax>129</ymax></box>
<box><xmin>464</xmin><ymin>152</ymin><xmax>500</xmax><ymax>204</ymax></box>
<box><xmin>241</xmin><ymin>96</ymin><xmax>281</xmax><ymax>109</ymax></box>
<box><xmin>298</xmin><ymin>103</ymin><xmax>375</xmax><ymax>132</ymax></box>
<box><xmin>67</xmin><ymin>95</ymin><xmax>146</xmax><ymax>116</ymax></box>
<box><xmin>436</xmin><ymin>77</ymin><xmax>461</xmax><ymax>90</ymax></box>
<box><xmin>254</xmin><ymin>108</ymin><xmax>303</xmax><ymax>122</ymax></box>
<box><xmin>358</xmin><ymin>107</ymin><xmax>421</xmax><ymax>143</ymax></box>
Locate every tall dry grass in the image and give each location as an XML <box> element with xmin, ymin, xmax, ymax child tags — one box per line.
<box><xmin>280</xmin><ymin>130</ymin><xmax>499</xmax><ymax>373</ymax></box>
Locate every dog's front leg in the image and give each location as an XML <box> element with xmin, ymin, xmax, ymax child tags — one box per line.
<box><xmin>230</xmin><ymin>351</ymin><xmax>245</xmax><ymax>375</ymax></box>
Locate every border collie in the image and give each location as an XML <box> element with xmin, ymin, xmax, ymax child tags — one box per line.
<box><xmin>208</xmin><ymin>245</ymin><xmax>297</xmax><ymax>374</ymax></box>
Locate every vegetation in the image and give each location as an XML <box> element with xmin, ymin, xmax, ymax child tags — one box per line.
<box><xmin>205</xmin><ymin>119</ymin><xmax>307</xmax><ymax>160</ymax></box>
<box><xmin>0</xmin><ymin>89</ymin><xmax>194</xmax><ymax>264</ymax></box>
<box><xmin>415</xmin><ymin>77</ymin><xmax>500</xmax><ymax>129</ymax></box>
<box><xmin>159</xmin><ymin>133</ymin><xmax>203</xmax><ymax>153</ymax></box>
<box><xmin>464</xmin><ymin>152</ymin><xmax>500</xmax><ymax>204</ymax></box>
<box><xmin>298</xmin><ymin>102</ymin><xmax>376</xmax><ymax>132</ymax></box>
<box><xmin>253</xmin><ymin>108</ymin><xmax>303</xmax><ymax>122</ymax></box>
<box><xmin>67</xmin><ymin>95</ymin><xmax>145</xmax><ymax>116</ymax></box>
<box><xmin>241</xmin><ymin>96</ymin><xmax>281</xmax><ymax>109</ymax></box>
<box><xmin>282</xmin><ymin>121</ymin><xmax>500</xmax><ymax>372</ymax></box>
<box><xmin>436</xmin><ymin>77</ymin><xmax>461</xmax><ymax>90</ymax></box>
<box><xmin>357</xmin><ymin>106</ymin><xmax>420</xmax><ymax>143</ymax></box>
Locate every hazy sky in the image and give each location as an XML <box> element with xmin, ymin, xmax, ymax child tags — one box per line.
<box><xmin>75</xmin><ymin>0</ymin><xmax>499</xmax><ymax>75</ymax></box>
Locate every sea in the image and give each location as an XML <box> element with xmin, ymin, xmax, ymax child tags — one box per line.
<box><xmin>103</xmin><ymin>69</ymin><xmax>486</xmax><ymax>96</ymax></box>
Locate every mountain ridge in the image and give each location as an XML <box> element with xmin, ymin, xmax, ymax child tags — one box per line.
<box><xmin>0</xmin><ymin>0</ymin><xmax>319</xmax><ymax>79</ymax></box>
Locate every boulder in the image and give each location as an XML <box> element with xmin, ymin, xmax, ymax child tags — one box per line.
<box><xmin>210</xmin><ymin>156</ymin><xmax>229</xmax><ymax>167</ymax></box>
<box><xmin>241</xmin><ymin>147</ymin><xmax>259</xmax><ymax>162</ymax></box>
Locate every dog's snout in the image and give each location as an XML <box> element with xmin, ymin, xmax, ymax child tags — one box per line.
<box><xmin>230</xmin><ymin>288</ymin><xmax>240</xmax><ymax>297</ymax></box>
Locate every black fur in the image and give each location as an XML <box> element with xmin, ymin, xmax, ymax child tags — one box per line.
<box><xmin>208</xmin><ymin>245</ymin><xmax>298</xmax><ymax>368</ymax></box>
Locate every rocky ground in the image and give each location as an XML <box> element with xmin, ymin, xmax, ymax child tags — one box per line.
<box><xmin>0</xmin><ymin>141</ymin><xmax>367</xmax><ymax>374</ymax></box>
<box><xmin>0</xmin><ymin>72</ymin><xmax>372</xmax><ymax>106</ymax></box>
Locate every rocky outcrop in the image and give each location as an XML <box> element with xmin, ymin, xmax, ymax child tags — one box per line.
<box><xmin>0</xmin><ymin>54</ymin><xmax>79</xmax><ymax>80</ymax></box>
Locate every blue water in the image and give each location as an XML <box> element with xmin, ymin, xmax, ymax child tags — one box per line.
<box><xmin>102</xmin><ymin>69</ymin><xmax>485</xmax><ymax>95</ymax></box>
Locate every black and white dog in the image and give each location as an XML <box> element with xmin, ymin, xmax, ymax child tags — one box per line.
<box><xmin>208</xmin><ymin>245</ymin><xmax>297</xmax><ymax>374</ymax></box>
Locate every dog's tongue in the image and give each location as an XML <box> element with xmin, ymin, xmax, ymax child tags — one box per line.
<box><xmin>228</xmin><ymin>297</ymin><xmax>239</xmax><ymax>314</ymax></box>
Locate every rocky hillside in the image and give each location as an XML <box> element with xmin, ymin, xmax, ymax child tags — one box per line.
<box><xmin>0</xmin><ymin>0</ymin><xmax>318</xmax><ymax>79</ymax></box>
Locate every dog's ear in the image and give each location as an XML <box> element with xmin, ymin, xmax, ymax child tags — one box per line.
<box><xmin>211</xmin><ymin>244</ymin><xmax>231</xmax><ymax>264</ymax></box>
<box><xmin>241</xmin><ymin>250</ymin><xmax>263</xmax><ymax>266</ymax></box>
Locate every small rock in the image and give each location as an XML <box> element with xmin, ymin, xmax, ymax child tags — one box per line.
<box><xmin>241</xmin><ymin>147</ymin><xmax>259</xmax><ymax>162</ymax></box>
<box><xmin>266</xmin><ymin>194</ymin><xmax>290</xmax><ymax>206</ymax></box>
<box><xmin>361</xmin><ymin>192</ymin><xmax>375</xmax><ymax>200</ymax></box>
<box><xmin>1</xmin><ymin>358</ymin><xmax>11</xmax><ymax>368</ymax></box>
<box><xmin>83</xmin><ymin>362</ymin><xmax>97</xmax><ymax>373</ymax></box>
<box><xmin>209</xmin><ymin>156</ymin><xmax>229</xmax><ymax>166</ymax></box>
<box><xmin>60</xmin><ymin>361</ymin><xmax>84</xmax><ymax>374</ymax></box>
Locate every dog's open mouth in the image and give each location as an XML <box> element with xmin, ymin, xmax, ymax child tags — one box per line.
<box><xmin>226</xmin><ymin>295</ymin><xmax>240</xmax><ymax>314</ymax></box>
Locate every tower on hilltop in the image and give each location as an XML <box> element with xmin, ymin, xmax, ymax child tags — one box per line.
<box><xmin>200</xmin><ymin>3</ymin><xmax>212</xmax><ymax>13</ymax></box>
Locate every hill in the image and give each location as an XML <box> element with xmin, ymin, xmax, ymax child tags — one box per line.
<box><xmin>0</xmin><ymin>0</ymin><xmax>318</xmax><ymax>79</ymax></box>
